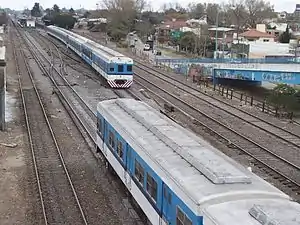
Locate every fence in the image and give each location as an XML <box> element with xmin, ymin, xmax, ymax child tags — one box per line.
<box><xmin>155</xmin><ymin>59</ymin><xmax>294</xmax><ymax>119</ymax></box>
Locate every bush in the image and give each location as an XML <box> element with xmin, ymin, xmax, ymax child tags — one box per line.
<box><xmin>267</xmin><ymin>84</ymin><xmax>300</xmax><ymax>113</ymax></box>
<box><xmin>43</xmin><ymin>13</ymin><xmax>76</xmax><ymax>29</ymax></box>
<box><xmin>52</xmin><ymin>14</ymin><xmax>76</xmax><ymax>29</ymax></box>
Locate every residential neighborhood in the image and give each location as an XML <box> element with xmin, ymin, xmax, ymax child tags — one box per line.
<box><xmin>4</xmin><ymin>0</ymin><xmax>300</xmax><ymax>60</ymax></box>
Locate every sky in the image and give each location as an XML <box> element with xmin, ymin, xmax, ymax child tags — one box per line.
<box><xmin>1</xmin><ymin>0</ymin><xmax>298</xmax><ymax>13</ymax></box>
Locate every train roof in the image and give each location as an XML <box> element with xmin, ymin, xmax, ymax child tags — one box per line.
<box><xmin>48</xmin><ymin>25</ymin><xmax>129</xmax><ymax>61</ymax></box>
<box><xmin>97</xmin><ymin>99</ymin><xmax>294</xmax><ymax>216</ymax></box>
<box><xmin>205</xmin><ymin>198</ymin><xmax>300</xmax><ymax>225</ymax></box>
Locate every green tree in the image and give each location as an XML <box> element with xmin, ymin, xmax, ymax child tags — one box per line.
<box><xmin>31</xmin><ymin>2</ymin><xmax>42</xmax><ymax>17</ymax></box>
<box><xmin>52</xmin><ymin>14</ymin><xmax>76</xmax><ymax>29</ymax></box>
<box><xmin>267</xmin><ymin>84</ymin><xmax>300</xmax><ymax>113</ymax></box>
<box><xmin>179</xmin><ymin>31</ymin><xmax>196</xmax><ymax>53</ymax></box>
<box><xmin>53</xmin><ymin>4</ymin><xmax>60</xmax><ymax>14</ymax></box>
<box><xmin>69</xmin><ymin>8</ymin><xmax>75</xmax><ymax>15</ymax></box>
<box><xmin>22</xmin><ymin>8</ymin><xmax>31</xmax><ymax>16</ymax></box>
<box><xmin>279</xmin><ymin>26</ymin><xmax>291</xmax><ymax>43</ymax></box>
<box><xmin>103</xmin><ymin>0</ymin><xmax>146</xmax><ymax>41</ymax></box>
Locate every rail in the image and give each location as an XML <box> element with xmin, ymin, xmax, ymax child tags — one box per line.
<box><xmin>13</xmin><ymin>24</ymin><xmax>88</xmax><ymax>225</ymax></box>
<box><xmin>134</xmin><ymin>62</ymin><xmax>300</xmax><ymax>148</ymax></box>
<box><xmin>133</xmin><ymin>72</ymin><xmax>300</xmax><ymax>199</ymax></box>
<box><xmin>22</xmin><ymin>27</ymin><xmax>145</xmax><ymax>225</ymax></box>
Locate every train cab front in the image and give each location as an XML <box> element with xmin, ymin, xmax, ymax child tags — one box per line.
<box><xmin>108</xmin><ymin>57</ymin><xmax>133</xmax><ymax>88</ymax></box>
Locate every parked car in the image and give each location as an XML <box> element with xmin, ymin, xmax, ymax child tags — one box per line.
<box><xmin>143</xmin><ymin>44</ymin><xmax>151</xmax><ymax>51</ymax></box>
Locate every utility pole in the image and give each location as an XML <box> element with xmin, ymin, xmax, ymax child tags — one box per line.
<box><xmin>215</xmin><ymin>11</ymin><xmax>219</xmax><ymax>59</ymax></box>
<box><xmin>0</xmin><ymin>45</ymin><xmax>6</xmax><ymax>131</ymax></box>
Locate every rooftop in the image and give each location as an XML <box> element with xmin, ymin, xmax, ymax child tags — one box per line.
<box><xmin>98</xmin><ymin>99</ymin><xmax>289</xmax><ymax>213</ymax></box>
<box><xmin>240</xmin><ymin>29</ymin><xmax>275</xmax><ymax>38</ymax></box>
<box><xmin>159</xmin><ymin>20</ymin><xmax>188</xmax><ymax>29</ymax></box>
<box><xmin>208</xmin><ymin>27</ymin><xmax>235</xmax><ymax>32</ymax></box>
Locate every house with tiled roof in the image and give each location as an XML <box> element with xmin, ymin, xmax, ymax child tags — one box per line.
<box><xmin>239</xmin><ymin>29</ymin><xmax>275</xmax><ymax>42</ymax></box>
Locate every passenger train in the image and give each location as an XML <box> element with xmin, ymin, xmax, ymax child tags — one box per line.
<box><xmin>96</xmin><ymin>98</ymin><xmax>300</xmax><ymax>225</ymax></box>
<box><xmin>46</xmin><ymin>25</ymin><xmax>133</xmax><ymax>88</ymax></box>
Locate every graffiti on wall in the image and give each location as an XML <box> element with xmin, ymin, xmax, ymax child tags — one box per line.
<box><xmin>214</xmin><ymin>69</ymin><xmax>300</xmax><ymax>85</ymax></box>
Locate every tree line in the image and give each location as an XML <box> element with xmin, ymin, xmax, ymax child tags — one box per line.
<box><xmin>25</xmin><ymin>0</ymin><xmax>291</xmax><ymax>44</ymax></box>
<box><xmin>98</xmin><ymin>0</ymin><xmax>277</xmax><ymax>42</ymax></box>
<box><xmin>29</xmin><ymin>3</ymin><xmax>76</xmax><ymax>29</ymax></box>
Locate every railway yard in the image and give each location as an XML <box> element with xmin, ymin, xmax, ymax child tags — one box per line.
<box><xmin>1</xmin><ymin>22</ymin><xmax>300</xmax><ymax>224</ymax></box>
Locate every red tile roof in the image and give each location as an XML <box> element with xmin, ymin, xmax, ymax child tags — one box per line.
<box><xmin>159</xmin><ymin>20</ymin><xmax>188</xmax><ymax>29</ymax></box>
<box><xmin>239</xmin><ymin>29</ymin><xmax>275</xmax><ymax>38</ymax></box>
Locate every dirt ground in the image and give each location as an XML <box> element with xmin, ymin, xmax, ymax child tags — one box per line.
<box><xmin>0</xmin><ymin>29</ymin><xmax>32</xmax><ymax>224</ymax></box>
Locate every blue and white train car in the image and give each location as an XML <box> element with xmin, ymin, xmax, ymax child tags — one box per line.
<box><xmin>96</xmin><ymin>98</ymin><xmax>300</xmax><ymax>225</ymax></box>
<box><xmin>46</xmin><ymin>25</ymin><xmax>133</xmax><ymax>88</ymax></box>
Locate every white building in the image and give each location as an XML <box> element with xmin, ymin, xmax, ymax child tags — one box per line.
<box><xmin>26</xmin><ymin>20</ymin><xmax>35</xmax><ymax>28</ymax></box>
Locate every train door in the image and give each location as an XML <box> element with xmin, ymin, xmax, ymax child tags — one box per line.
<box><xmin>162</xmin><ymin>183</ymin><xmax>172</xmax><ymax>224</ymax></box>
<box><xmin>124</xmin><ymin>144</ymin><xmax>132</xmax><ymax>191</ymax></box>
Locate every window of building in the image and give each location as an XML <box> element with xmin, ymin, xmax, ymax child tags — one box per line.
<box><xmin>127</xmin><ymin>65</ymin><xmax>132</xmax><ymax>72</ymax></box>
<box><xmin>117</xmin><ymin>141</ymin><xmax>123</xmax><ymax>159</ymax></box>
<box><xmin>118</xmin><ymin>65</ymin><xmax>124</xmax><ymax>72</ymax></box>
<box><xmin>176</xmin><ymin>207</ymin><xmax>192</xmax><ymax>225</ymax></box>
<box><xmin>134</xmin><ymin>160</ymin><xmax>144</xmax><ymax>185</ymax></box>
<box><xmin>146</xmin><ymin>173</ymin><xmax>157</xmax><ymax>202</ymax></box>
<box><xmin>109</xmin><ymin>131</ymin><xmax>115</xmax><ymax>149</ymax></box>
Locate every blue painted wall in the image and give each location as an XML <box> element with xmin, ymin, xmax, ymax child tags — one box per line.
<box><xmin>213</xmin><ymin>68</ymin><xmax>300</xmax><ymax>85</ymax></box>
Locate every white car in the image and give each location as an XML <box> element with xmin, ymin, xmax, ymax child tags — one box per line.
<box><xmin>143</xmin><ymin>44</ymin><xmax>150</xmax><ymax>51</ymax></box>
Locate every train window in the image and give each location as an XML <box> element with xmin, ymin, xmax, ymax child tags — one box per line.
<box><xmin>127</xmin><ymin>65</ymin><xmax>132</xmax><ymax>72</ymax></box>
<box><xmin>118</xmin><ymin>65</ymin><xmax>124</xmax><ymax>72</ymax></box>
<box><xmin>176</xmin><ymin>207</ymin><xmax>192</xmax><ymax>225</ymax></box>
<box><xmin>146</xmin><ymin>173</ymin><xmax>157</xmax><ymax>202</ymax></box>
<box><xmin>117</xmin><ymin>141</ymin><xmax>123</xmax><ymax>159</ymax></box>
<box><xmin>83</xmin><ymin>47</ymin><xmax>92</xmax><ymax>59</ymax></box>
<box><xmin>109</xmin><ymin>66</ymin><xmax>114</xmax><ymax>72</ymax></box>
<box><xmin>97</xmin><ymin>119</ymin><xmax>102</xmax><ymax>135</ymax></box>
<box><xmin>109</xmin><ymin>131</ymin><xmax>115</xmax><ymax>149</ymax></box>
<box><xmin>134</xmin><ymin>160</ymin><xmax>144</xmax><ymax>186</ymax></box>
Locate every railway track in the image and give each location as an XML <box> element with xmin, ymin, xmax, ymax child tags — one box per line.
<box><xmin>77</xmin><ymin>30</ymin><xmax>300</xmax><ymax>131</ymax></box>
<box><xmin>15</xmin><ymin>26</ymin><xmax>146</xmax><ymax>225</ymax></box>
<box><xmin>53</xmin><ymin>30</ymin><xmax>300</xmax><ymax>200</ymax></box>
<box><xmin>25</xmin><ymin>31</ymin><xmax>97</xmax><ymax>134</ymax></box>
<box><xmin>133</xmin><ymin>64</ymin><xmax>300</xmax><ymax>165</ymax></box>
<box><xmin>12</xmin><ymin>25</ymin><xmax>88</xmax><ymax>225</ymax></box>
<box><xmin>33</xmin><ymin>29</ymin><xmax>141</xmax><ymax>101</ymax></box>
<box><xmin>133</xmin><ymin>69</ymin><xmax>300</xmax><ymax>199</ymax></box>
<box><xmin>135</xmin><ymin>62</ymin><xmax>300</xmax><ymax>144</ymax></box>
